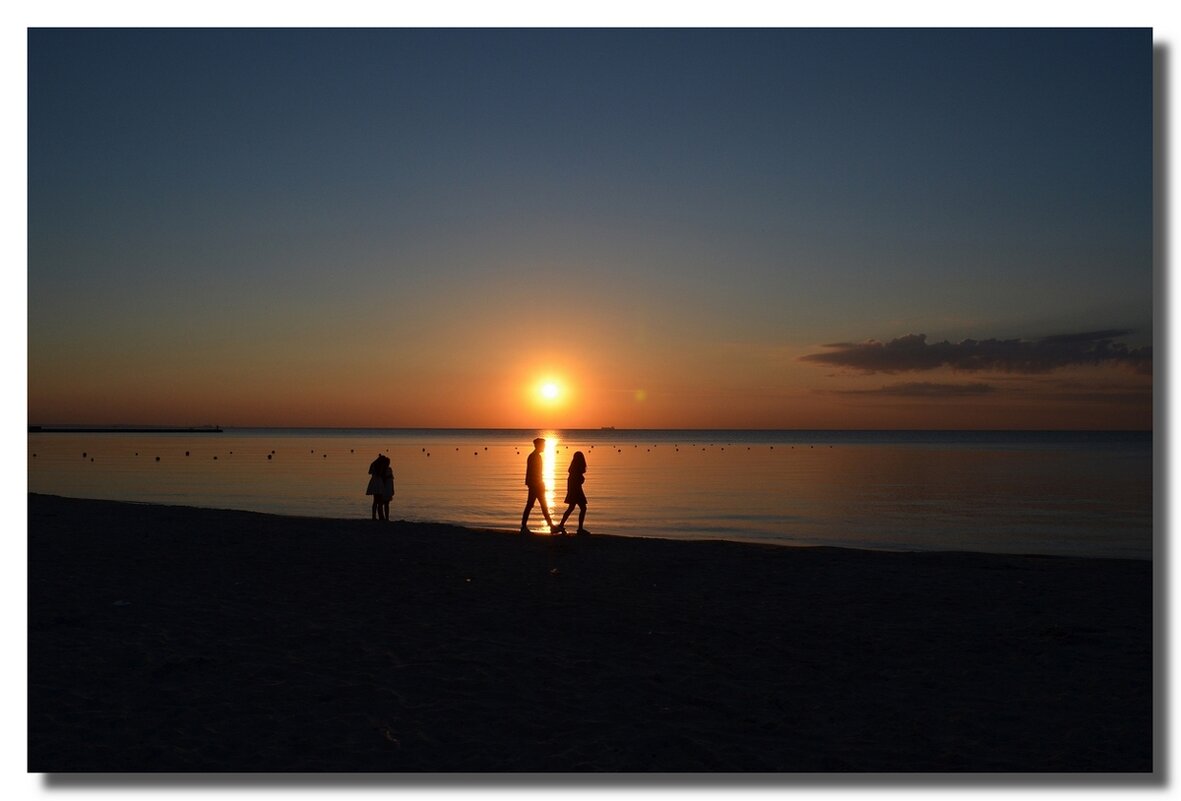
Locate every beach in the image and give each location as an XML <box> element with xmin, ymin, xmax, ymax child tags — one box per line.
<box><xmin>28</xmin><ymin>493</ymin><xmax>1152</xmax><ymax>773</ymax></box>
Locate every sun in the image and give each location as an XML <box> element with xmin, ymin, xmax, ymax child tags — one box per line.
<box><xmin>527</xmin><ymin>373</ymin><xmax>572</xmax><ymax>413</ymax></box>
<box><xmin>539</xmin><ymin>381</ymin><xmax>562</xmax><ymax>401</ymax></box>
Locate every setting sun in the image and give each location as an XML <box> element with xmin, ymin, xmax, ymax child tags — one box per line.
<box><xmin>519</xmin><ymin>371</ymin><xmax>580</xmax><ymax>424</ymax></box>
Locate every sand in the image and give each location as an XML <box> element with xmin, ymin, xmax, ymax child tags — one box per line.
<box><xmin>27</xmin><ymin>493</ymin><xmax>1153</xmax><ymax>773</ymax></box>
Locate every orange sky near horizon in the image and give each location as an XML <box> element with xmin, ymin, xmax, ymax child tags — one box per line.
<box><xmin>27</xmin><ymin>338</ymin><xmax>1152</xmax><ymax>430</ymax></box>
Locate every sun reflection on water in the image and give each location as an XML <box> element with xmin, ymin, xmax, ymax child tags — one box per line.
<box><xmin>543</xmin><ymin>434</ymin><xmax>559</xmax><ymax>522</ymax></box>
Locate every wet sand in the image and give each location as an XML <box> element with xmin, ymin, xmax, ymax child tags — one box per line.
<box><xmin>28</xmin><ymin>493</ymin><xmax>1152</xmax><ymax>773</ymax></box>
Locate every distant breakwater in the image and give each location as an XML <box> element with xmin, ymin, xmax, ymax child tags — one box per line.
<box><xmin>29</xmin><ymin>426</ymin><xmax>222</xmax><ymax>434</ymax></box>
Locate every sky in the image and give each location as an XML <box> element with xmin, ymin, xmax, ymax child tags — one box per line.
<box><xmin>26</xmin><ymin>27</ymin><xmax>1154</xmax><ymax>429</ymax></box>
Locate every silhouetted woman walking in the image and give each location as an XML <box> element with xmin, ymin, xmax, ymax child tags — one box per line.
<box><xmin>557</xmin><ymin>450</ymin><xmax>589</xmax><ymax>535</ymax></box>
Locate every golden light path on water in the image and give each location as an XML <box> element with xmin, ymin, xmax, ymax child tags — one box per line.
<box><xmin>544</xmin><ymin>435</ymin><xmax>558</xmax><ymax>520</ymax></box>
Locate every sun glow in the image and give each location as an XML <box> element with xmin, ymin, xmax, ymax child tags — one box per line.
<box><xmin>524</xmin><ymin>372</ymin><xmax>575</xmax><ymax>422</ymax></box>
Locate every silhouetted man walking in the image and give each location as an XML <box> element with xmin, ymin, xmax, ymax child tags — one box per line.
<box><xmin>521</xmin><ymin>437</ymin><xmax>558</xmax><ymax>534</ymax></box>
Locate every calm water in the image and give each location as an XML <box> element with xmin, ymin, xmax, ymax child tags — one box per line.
<box><xmin>27</xmin><ymin>429</ymin><xmax>1153</xmax><ymax>559</ymax></box>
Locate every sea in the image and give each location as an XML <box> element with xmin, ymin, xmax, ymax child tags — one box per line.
<box><xmin>27</xmin><ymin>428</ymin><xmax>1153</xmax><ymax>560</ymax></box>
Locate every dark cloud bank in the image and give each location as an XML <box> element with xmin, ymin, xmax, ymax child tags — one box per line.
<box><xmin>800</xmin><ymin>330</ymin><xmax>1152</xmax><ymax>375</ymax></box>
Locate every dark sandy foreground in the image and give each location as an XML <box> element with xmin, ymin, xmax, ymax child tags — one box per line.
<box><xmin>28</xmin><ymin>493</ymin><xmax>1153</xmax><ymax>773</ymax></box>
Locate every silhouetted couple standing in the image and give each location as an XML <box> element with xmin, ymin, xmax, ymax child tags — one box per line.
<box><xmin>520</xmin><ymin>437</ymin><xmax>589</xmax><ymax>536</ymax></box>
<box><xmin>366</xmin><ymin>453</ymin><xmax>394</xmax><ymax>520</ymax></box>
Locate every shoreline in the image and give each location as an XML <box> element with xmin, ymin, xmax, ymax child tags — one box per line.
<box><xmin>28</xmin><ymin>494</ymin><xmax>1153</xmax><ymax>772</ymax></box>
<box><xmin>26</xmin><ymin>493</ymin><xmax>1150</xmax><ymax>563</ymax></box>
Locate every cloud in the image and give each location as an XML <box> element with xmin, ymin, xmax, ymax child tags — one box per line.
<box><xmin>800</xmin><ymin>330</ymin><xmax>1152</xmax><ymax>375</ymax></box>
<box><xmin>830</xmin><ymin>382</ymin><xmax>996</xmax><ymax>397</ymax></box>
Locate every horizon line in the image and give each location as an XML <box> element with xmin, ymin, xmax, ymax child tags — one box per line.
<box><xmin>28</xmin><ymin>424</ymin><xmax>1154</xmax><ymax>433</ymax></box>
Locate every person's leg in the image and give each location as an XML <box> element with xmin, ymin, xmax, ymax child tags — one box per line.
<box><xmin>382</xmin><ymin>496</ymin><xmax>390</xmax><ymax>521</ymax></box>
<box><xmin>521</xmin><ymin>489</ymin><xmax>537</xmax><ymax>529</ymax></box>
<box><xmin>538</xmin><ymin>493</ymin><xmax>555</xmax><ymax>529</ymax></box>
<box><xmin>577</xmin><ymin>502</ymin><xmax>587</xmax><ymax>532</ymax></box>
<box><xmin>371</xmin><ymin>496</ymin><xmax>380</xmax><ymax>520</ymax></box>
<box><xmin>558</xmin><ymin>503</ymin><xmax>573</xmax><ymax>529</ymax></box>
